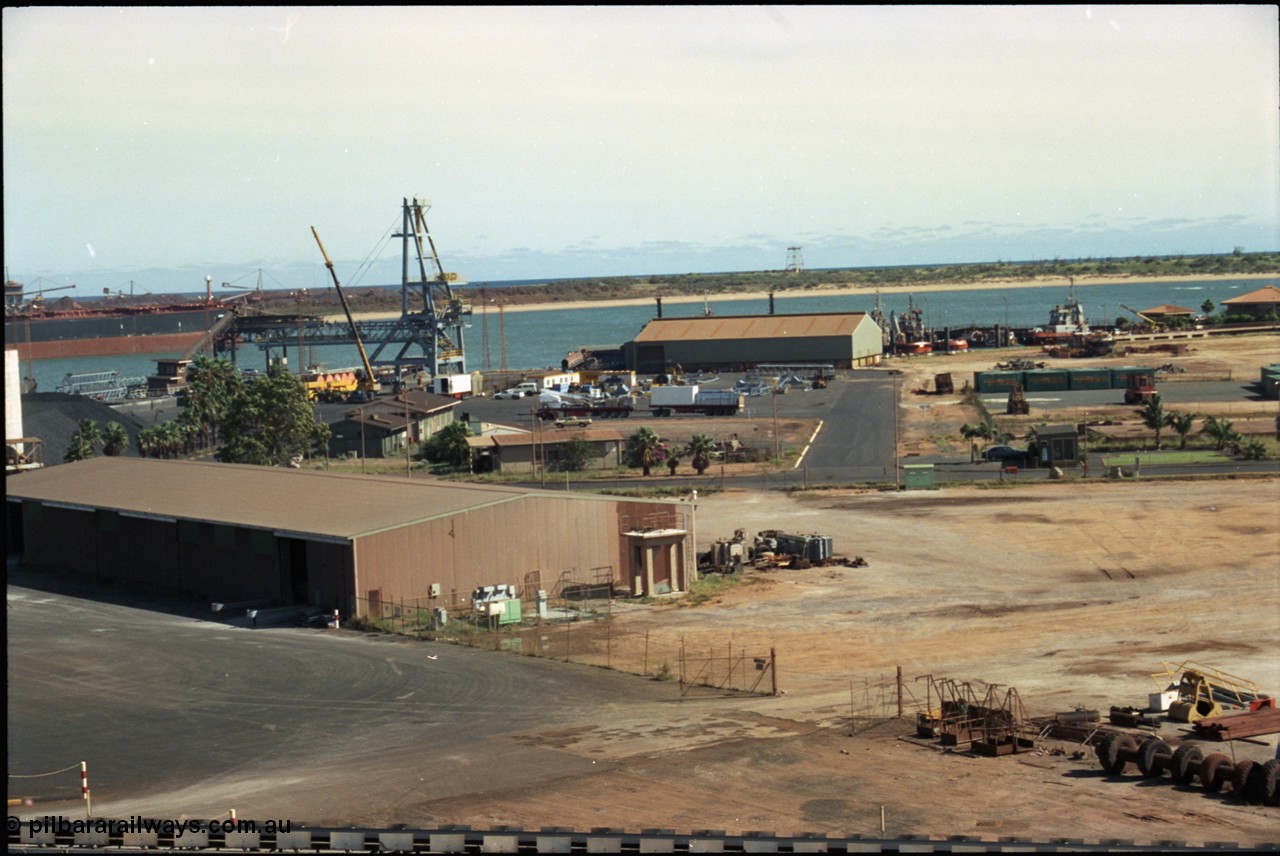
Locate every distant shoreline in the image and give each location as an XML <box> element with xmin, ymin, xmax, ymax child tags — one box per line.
<box><xmin>339</xmin><ymin>271</ymin><xmax>1275</xmax><ymax>322</ymax></box>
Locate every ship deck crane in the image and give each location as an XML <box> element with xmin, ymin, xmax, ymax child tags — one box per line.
<box><xmin>311</xmin><ymin>227</ymin><xmax>380</xmax><ymax>394</ymax></box>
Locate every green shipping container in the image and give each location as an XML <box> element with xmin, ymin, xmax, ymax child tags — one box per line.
<box><xmin>1068</xmin><ymin>368</ymin><xmax>1112</xmax><ymax>391</ymax></box>
<box><xmin>1023</xmin><ymin>369</ymin><xmax>1070</xmax><ymax>392</ymax></box>
<box><xmin>974</xmin><ymin>371</ymin><xmax>1024</xmax><ymax>393</ymax></box>
<box><xmin>1110</xmin><ymin>367</ymin><xmax>1156</xmax><ymax>389</ymax></box>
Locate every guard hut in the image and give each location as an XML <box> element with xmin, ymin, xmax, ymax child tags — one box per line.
<box><xmin>1036</xmin><ymin>424</ymin><xmax>1079</xmax><ymax>467</ymax></box>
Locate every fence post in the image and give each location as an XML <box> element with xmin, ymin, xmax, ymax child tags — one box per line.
<box><xmin>897</xmin><ymin>665</ymin><xmax>904</xmax><ymax>719</ymax></box>
<box><xmin>770</xmin><ymin>647</ymin><xmax>777</xmax><ymax>696</ymax></box>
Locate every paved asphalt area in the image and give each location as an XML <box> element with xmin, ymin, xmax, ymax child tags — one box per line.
<box><xmin>6</xmin><ymin>566</ymin><xmax>679</xmax><ymax>824</ymax></box>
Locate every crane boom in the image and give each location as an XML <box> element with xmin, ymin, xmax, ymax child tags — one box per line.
<box><xmin>1120</xmin><ymin>304</ymin><xmax>1157</xmax><ymax>328</ymax></box>
<box><xmin>311</xmin><ymin>226</ymin><xmax>379</xmax><ymax>392</ymax></box>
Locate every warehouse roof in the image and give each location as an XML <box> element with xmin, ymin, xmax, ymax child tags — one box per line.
<box><xmin>632</xmin><ymin>312</ymin><xmax>872</xmax><ymax>343</ymax></box>
<box><xmin>1138</xmin><ymin>303</ymin><xmax>1194</xmax><ymax>316</ymax></box>
<box><xmin>1222</xmin><ymin>285</ymin><xmax>1280</xmax><ymax>306</ymax></box>
<box><xmin>491</xmin><ymin>427</ymin><xmax>623</xmax><ymax>447</ymax></box>
<box><xmin>4</xmin><ymin>457</ymin><xmax>565</xmax><ymax>541</ymax></box>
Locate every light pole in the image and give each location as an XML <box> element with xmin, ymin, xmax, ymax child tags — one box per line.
<box><xmin>892</xmin><ymin>371</ymin><xmax>900</xmax><ymax>490</ymax></box>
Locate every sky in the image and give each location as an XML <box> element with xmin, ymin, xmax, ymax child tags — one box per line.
<box><xmin>3</xmin><ymin>5</ymin><xmax>1279</xmax><ymax>297</ymax></box>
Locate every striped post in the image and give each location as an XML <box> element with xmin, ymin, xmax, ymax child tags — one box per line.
<box><xmin>80</xmin><ymin>761</ymin><xmax>91</xmax><ymax>818</ymax></box>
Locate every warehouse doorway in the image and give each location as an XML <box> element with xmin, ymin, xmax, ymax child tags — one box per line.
<box><xmin>278</xmin><ymin>537</ymin><xmax>309</xmax><ymax>605</ymax></box>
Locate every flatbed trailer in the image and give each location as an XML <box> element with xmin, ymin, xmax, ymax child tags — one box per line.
<box><xmin>536</xmin><ymin>401</ymin><xmax>743</xmax><ymax>420</ymax></box>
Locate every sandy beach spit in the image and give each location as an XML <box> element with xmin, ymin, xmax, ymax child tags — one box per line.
<box><xmin>333</xmin><ymin>272</ymin><xmax>1275</xmax><ymax>323</ymax></box>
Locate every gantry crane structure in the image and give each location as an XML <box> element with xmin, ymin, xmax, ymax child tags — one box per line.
<box><xmin>364</xmin><ymin>197</ymin><xmax>471</xmax><ymax>378</ymax></box>
<box><xmin>218</xmin><ymin>197</ymin><xmax>471</xmax><ymax>380</ymax></box>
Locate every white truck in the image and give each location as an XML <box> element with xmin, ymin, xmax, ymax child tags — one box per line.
<box><xmin>647</xmin><ymin>384</ymin><xmax>744</xmax><ymax>416</ymax></box>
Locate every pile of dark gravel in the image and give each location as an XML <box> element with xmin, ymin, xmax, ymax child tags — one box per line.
<box><xmin>19</xmin><ymin>393</ymin><xmax>179</xmax><ymax>466</ymax></box>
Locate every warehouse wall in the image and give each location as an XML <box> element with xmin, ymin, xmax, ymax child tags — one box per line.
<box><xmin>625</xmin><ymin>327</ymin><xmax>882</xmax><ymax>372</ymax></box>
<box><xmin>352</xmin><ymin>494</ymin><xmax>687</xmax><ymax>615</ymax></box>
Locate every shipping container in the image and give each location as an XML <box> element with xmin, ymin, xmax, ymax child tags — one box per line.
<box><xmin>974</xmin><ymin>371</ymin><xmax>1023</xmax><ymax>393</ymax></box>
<box><xmin>1022</xmin><ymin>369</ymin><xmax>1070</xmax><ymax>392</ymax></box>
<box><xmin>1067</xmin><ymin>368</ymin><xmax>1112</xmax><ymax>391</ymax></box>
<box><xmin>649</xmin><ymin>385</ymin><xmax>699</xmax><ymax>407</ymax></box>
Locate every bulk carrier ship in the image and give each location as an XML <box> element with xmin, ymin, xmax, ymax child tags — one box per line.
<box><xmin>4</xmin><ymin>279</ymin><xmax>228</xmax><ymax>361</ymax></box>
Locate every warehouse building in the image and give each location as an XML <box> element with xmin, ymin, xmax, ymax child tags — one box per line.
<box><xmin>326</xmin><ymin>390</ymin><xmax>459</xmax><ymax>459</ymax></box>
<box><xmin>6</xmin><ymin>457</ymin><xmax>694</xmax><ymax>615</ymax></box>
<box><xmin>623</xmin><ymin>312</ymin><xmax>882</xmax><ymax>374</ymax></box>
<box><xmin>467</xmin><ymin>426</ymin><xmax>624</xmax><ymax>474</ymax></box>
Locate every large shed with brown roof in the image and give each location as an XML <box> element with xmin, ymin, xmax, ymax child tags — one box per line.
<box><xmin>1221</xmin><ymin>285</ymin><xmax>1280</xmax><ymax>319</ymax></box>
<box><xmin>623</xmin><ymin>312</ymin><xmax>882</xmax><ymax>374</ymax></box>
<box><xmin>5</xmin><ymin>457</ymin><xmax>693</xmax><ymax>615</ymax></box>
<box><xmin>469</xmin><ymin>426</ymin><xmax>624</xmax><ymax>474</ymax></box>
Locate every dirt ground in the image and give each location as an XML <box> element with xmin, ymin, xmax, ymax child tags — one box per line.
<box><xmin>895</xmin><ymin>333</ymin><xmax>1280</xmax><ymax>456</ymax></box>
<box><xmin>409</xmin><ymin>477</ymin><xmax>1280</xmax><ymax>846</ymax></box>
<box><xmin>400</xmin><ymin>336</ymin><xmax>1280</xmax><ymax>845</ymax></box>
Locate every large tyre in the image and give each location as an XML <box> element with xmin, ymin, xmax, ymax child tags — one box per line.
<box><xmin>1095</xmin><ymin>731</ymin><xmax>1123</xmax><ymax>773</ymax></box>
<box><xmin>1260</xmin><ymin>759</ymin><xmax>1280</xmax><ymax>807</ymax></box>
<box><xmin>1232</xmin><ymin>760</ymin><xmax>1256</xmax><ymax>800</ymax></box>
<box><xmin>1200</xmin><ymin>753</ymin><xmax>1231</xmax><ymax>792</ymax></box>
<box><xmin>1136</xmin><ymin>737</ymin><xmax>1170</xmax><ymax>778</ymax></box>
<box><xmin>1170</xmin><ymin>744</ymin><xmax>1203</xmax><ymax>786</ymax></box>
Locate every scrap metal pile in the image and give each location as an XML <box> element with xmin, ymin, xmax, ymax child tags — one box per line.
<box><xmin>914</xmin><ymin>676</ymin><xmax>1039</xmax><ymax>757</ymax></box>
<box><xmin>699</xmin><ymin>529</ymin><xmax>867</xmax><ymax>573</ymax></box>
<box><xmin>1088</xmin><ymin>661</ymin><xmax>1279</xmax><ymax>807</ymax></box>
<box><xmin>1094</xmin><ymin>732</ymin><xmax>1278</xmax><ymax>806</ymax></box>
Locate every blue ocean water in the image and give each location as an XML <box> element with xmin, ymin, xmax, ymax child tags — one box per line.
<box><xmin>17</xmin><ymin>277</ymin><xmax>1270</xmax><ymax>394</ymax></box>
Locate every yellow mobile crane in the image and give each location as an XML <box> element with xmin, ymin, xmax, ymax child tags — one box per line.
<box><xmin>1120</xmin><ymin>304</ymin><xmax>1160</xmax><ymax>332</ymax></box>
<box><xmin>311</xmin><ymin>227</ymin><xmax>380</xmax><ymax>396</ymax></box>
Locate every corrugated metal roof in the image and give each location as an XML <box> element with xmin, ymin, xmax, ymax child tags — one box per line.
<box><xmin>1138</xmin><ymin>303</ymin><xmax>1194</xmax><ymax>315</ymax></box>
<box><xmin>5</xmin><ymin>457</ymin><xmax>555</xmax><ymax>540</ymax></box>
<box><xmin>1223</xmin><ymin>285</ymin><xmax>1280</xmax><ymax>305</ymax></box>
<box><xmin>631</xmin><ymin>312</ymin><xmax>869</xmax><ymax>343</ymax></box>
<box><xmin>492</xmin><ymin>428</ymin><xmax>623</xmax><ymax>447</ymax></box>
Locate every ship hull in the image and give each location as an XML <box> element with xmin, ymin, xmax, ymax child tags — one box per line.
<box><xmin>4</xmin><ymin>307</ymin><xmax>216</xmax><ymax>361</ymax></box>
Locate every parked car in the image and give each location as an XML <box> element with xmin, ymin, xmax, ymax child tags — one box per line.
<box><xmin>493</xmin><ymin>388</ymin><xmax>525</xmax><ymax>400</ymax></box>
<box><xmin>982</xmin><ymin>445</ymin><xmax>1029</xmax><ymax>464</ymax></box>
<box><xmin>555</xmin><ymin>417</ymin><xmax>592</xmax><ymax>428</ymax></box>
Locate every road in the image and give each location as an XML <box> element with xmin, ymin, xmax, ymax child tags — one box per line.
<box><xmin>6</xmin><ymin>567</ymin><xmax>680</xmax><ymax>825</ymax></box>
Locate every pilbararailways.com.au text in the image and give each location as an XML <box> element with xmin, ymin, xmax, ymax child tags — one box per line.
<box><xmin>9</xmin><ymin>815</ymin><xmax>292</xmax><ymax>837</ymax></box>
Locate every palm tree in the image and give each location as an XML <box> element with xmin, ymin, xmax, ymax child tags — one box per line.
<box><xmin>157</xmin><ymin>421</ymin><xmax>186</xmax><ymax>459</ymax></box>
<box><xmin>428</xmin><ymin>421</ymin><xmax>472</xmax><ymax>469</ymax></box>
<box><xmin>136</xmin><ymin>427</ymin><xmax>156</xmax><ymax>458</ymax></box>
<box><xmin>182</xmin><ymin>355</ymin><xmax>242</xmax><ymax>449</ymax></box>
<box><xmin>102</xmin><ymin>421</ymin><xmax>130</xmax><ymax>456</ymax></box>
<box><xmin>1202</xmin><ymin>415</ymin><xmax>1242</xmax><ymax>452</ymax></box>
<box><xmin>1166</xmin><ymin>410</ymin><xmax>1197</xmax><ymax>450</ymax></box>
<box><xmin>625</xmin><ymin>427</ymin><xmax>664</xmax><ymax>476</ymax></box>
<box><xmin>1138</xmin><ymin>393</ymin><xmax>1169</xmax><ymax>450</ymax></box>
<box><xmin>687</xmin><ymin>433</ymin><xmax>718</xmax><ymax>475</ymax></box>
<box><xmin>64</xmin><ymin>419</ymin><xmax>102</xmax><ymax>463</ymax></box>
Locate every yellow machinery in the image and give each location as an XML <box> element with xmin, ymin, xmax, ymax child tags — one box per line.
<box><xmin>311</xmin><ymin>227</ymin><xmax>379</xmax><ymax>396</ymax></box>
<box><xmin>1154</xmin><ymin>661</ymin><xmax>1265</xmax><ymax>723</ymax></box>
